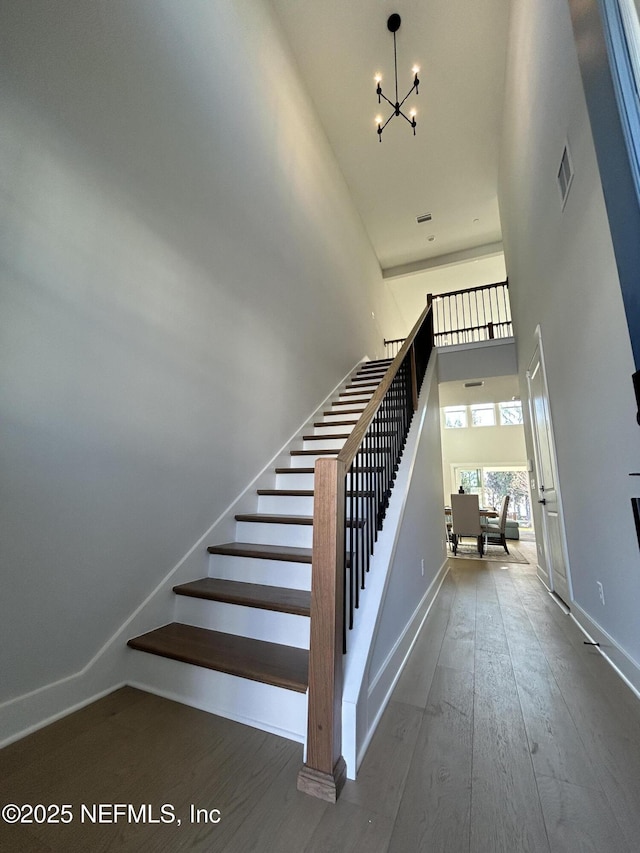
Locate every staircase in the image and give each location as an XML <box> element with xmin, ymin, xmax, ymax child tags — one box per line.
<box><xmin>127</xmin><ymin>358</ymin><xmax>392</xmax><ymax>739</ymax></box>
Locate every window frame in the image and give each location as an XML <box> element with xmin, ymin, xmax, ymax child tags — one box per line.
<box><xmin>498</xmin><ymin>400</ymin><xmax>524</xmax><ymax>426</ymax></box>
<box><xmin>469</xmin><ymin>402</ymin><xmax>496</xmax><ymax>427</ymax></box>
<box><xmin>443</xmin><ymin>405</ymin><xmax>468</xmax><ymax>429</ymax></box>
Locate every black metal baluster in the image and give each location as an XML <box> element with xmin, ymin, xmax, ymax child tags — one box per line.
<box><xmin>349</xmin><ymin>460</ymin><xmax>356</xmax><ymax>622</ymax></box>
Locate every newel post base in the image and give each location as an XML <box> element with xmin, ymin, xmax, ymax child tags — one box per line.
<box><xmin>297</xmin><ymin>756</ymin><xmax>347</xmax><ymax>803</ymax></box>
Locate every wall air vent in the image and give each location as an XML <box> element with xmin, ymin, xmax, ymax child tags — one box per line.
<box><xmin>557</xmin><ymin>143</ymin><xmax>574</xmax><ymax>208</ymax></box>
<box><xmin>464</xmin><ymin>381</ymin><xmax>484</xmax><ymax>388</ymax></box>
<box><xmin>416</xmin><ymin>213</ymin><xmax>432</xmax><ymax>224</ymax></box>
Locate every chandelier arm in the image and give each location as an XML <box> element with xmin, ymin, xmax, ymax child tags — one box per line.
<box><xmin>398</xmin><ymin>84</ymin><xmax>417</xmax><ymax>111</ymax></box>
<box><xmin>380</xmin><ymin>113</ymin><xmax>395</xmax><ymax>132</ymax></box>
<box><xmin>378</xmin><ymin>91</ymin><xmax>396</xmax><ymax>110</ymax></box>
<box><xmin>397</xmin><ymin>109</ymin><xmax>417</xmax><ymax>126</ymax></box>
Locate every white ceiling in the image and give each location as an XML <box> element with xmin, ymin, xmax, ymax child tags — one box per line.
<box><xmin>271</xmin><ymin>0</ymin><xmax>512</xmax><ymax>273</ymax></box>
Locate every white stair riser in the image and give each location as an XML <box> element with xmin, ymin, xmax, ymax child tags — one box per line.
<box><xmin>348</xmin><ymin>382</ymin><xmax>380</xmax><ymax>391</ymax></box>
<box><xmin>258</xmin><ymin>494</ymin><xmax>314</xmax><ymax>515</ymax></box>
<box><xmin>173</xmin><ymin>597</ymin><xmax>310</xmax><ymax>649</ymax></box>
<box><xmin>275</xmin><ymin>472</ymin><xmax>314</xmax><ymax>489</ymax></box>
<box><xmin>127</xmin><ymin>653</ymin><xmax>307</xmax><ymax>743</ymax></box>
<box><xmin>257</xmin><ymin>493</ymin><xmax>370</xmax><ymax>516</ymax></box>
<box><xmin>274</xmin><ymin>470</ymin><xmax>373</xmax><ymax>491</ymax></box>
<box><xmin>236</xmin><ymin>520</ymin><xmax>313</xmax><ymax>548</ymax></box>
<box><xmin>234</xmin><ymin>520</ymin><xmax>362</xmax><ymax>549</ymax></box>
<box><xmin>208</xmin><ymin>553</ymin><xmax>311</xmax><ymax>589</ymax></box>
<box><xmin>289</xmin><ymin>452</ymin><xmax>337</xmax><ymax>466</ymax></box>
<box><xmin>336</xmin><ymin>394</ymin><xmax>372</xmax><ymax>404</ymax></box>
<box><xmin>328</xmin><ymin>408</ymin><xmax>367</xmax><ymax>418</ymax></box>
<box><xmin>322</xmin><ymin>410</ymin><xmax>365</xmax><ymax>422</ymax></box>
<box><xmin>313</xmin><ymin>423</ymin><xmax>356</xmax><ymax>436</ymax></box>
<box><xmin>302</xmin><ymin>437</ymin><xmax>345</xmax><ymax>451</ymax></box>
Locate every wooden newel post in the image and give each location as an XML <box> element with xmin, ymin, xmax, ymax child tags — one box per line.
<box><xmin>297</xmin><ymin>456</ymin><xmax>347</xmax><ymax>802</ymax></box>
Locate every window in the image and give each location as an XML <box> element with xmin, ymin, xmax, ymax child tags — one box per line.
<box><xmin>470</xmin><ymin>403</ymin><xmax>495</xmax><ymax>427</ymax></box>
<box><xmin>452</xmin><ymin>465</ymin><xmax>533</xmax><ymax>527</ymax></box>
<box><xmin>444</xmin><ymin>406</ymin><xmax>467</xmax><ymax>428</ymax></box>
<box><xmin>499</xmin><ymin>400</ymin><xmax>523</xmax><ymax>425</ymax></box>
<box><xmin>455</xmin><ymin>468</ymin><xmax>482</xmax><ymax>496</ymax></box>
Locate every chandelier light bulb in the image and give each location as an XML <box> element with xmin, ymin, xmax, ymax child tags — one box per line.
<box><xmin>412</xmin><ymin>65</ymin><xmax>420</xmax><ymax>75</ymax></box>
<box><xmin>374</xmin><ymin>74</ymin><xmax>382</xmax><ymax>83</ymax></box>
<box><xmin>375</xmin><ymin>115</ymin><xmax>383</xmax><ymax>125</ymax></box>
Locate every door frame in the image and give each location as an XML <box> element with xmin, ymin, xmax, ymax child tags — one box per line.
<box><xmin>525</xmin><ymin>327</ymin><xmax>574</xmax><ymax>603</ymax></box>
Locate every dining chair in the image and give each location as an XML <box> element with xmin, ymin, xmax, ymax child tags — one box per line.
<box><xmin>484</xmin><ymin>494</ymin><xmax>510</xmax><ymax>554</ymax></box>
<box><xmin>449</xmin><ymin>493</ymin><xmax>484</xmax><ymax>556</ymax></box>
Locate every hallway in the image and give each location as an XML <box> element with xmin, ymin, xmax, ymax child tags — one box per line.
<box><xmin>3</xmin><ymin>550</ymin><xmax>640</xmax><ymax>852</ymax></box>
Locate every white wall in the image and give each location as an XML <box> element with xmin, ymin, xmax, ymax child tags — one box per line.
<box><xmin>341</xmin><ymin>356</ymin><xmax>447</xmax><ymax>776</ymax></box>
<box><xmin>386</xmin><ymin>254</ymin><xmax>507</xmax><ymax>334</ymax></box>
<box><xmin>0</xmin><ymin>0</ymin><xmax>402</xmax><ymax>711</ymax></box>
<box><xmin>436</xmin><ymin>338</ymin><xmax>518</xmax><ymax>383</ymax></box>
<box><xmin>500</xmin><ymin>0</ymin><xmax>640</xmax><ymax>675</ymax></box>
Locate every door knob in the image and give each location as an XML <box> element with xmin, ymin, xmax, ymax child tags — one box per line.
<box><xmin>538</xmin><ymin>498</ymin><xmax>547</xmax><ymax>505</ymax></box>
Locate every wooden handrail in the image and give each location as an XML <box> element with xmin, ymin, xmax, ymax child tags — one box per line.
<box><xmin>297</xmin><ymin>297</ymin><xmax>434</xmax><ymax>802</ymax></box>
<box><xmin>339</xmin><ymin>299</ymin><xmax>433</xmax><ymax>468</ymax></box>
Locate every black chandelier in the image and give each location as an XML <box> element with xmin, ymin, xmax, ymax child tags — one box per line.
<box><xmin>374</xmin><ymin>13</ymin><xmax>419</xmax><ymax>142</ymax></box>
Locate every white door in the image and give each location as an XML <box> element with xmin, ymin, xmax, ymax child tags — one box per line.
<box><xmin>527</xmin><ymin>342</ymin><xmax>572</xmax><ymax>604</ymax></box>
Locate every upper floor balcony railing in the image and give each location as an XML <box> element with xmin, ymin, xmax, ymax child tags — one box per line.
<box><xmin>385</xmin><ymin>280</ymin><xmax>512</xmax><ymax>355</ymax></box>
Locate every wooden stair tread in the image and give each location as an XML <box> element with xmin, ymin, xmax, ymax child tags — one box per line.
<box><xmin>127</xmin><ymin>623</ymin><xmax>308</xmax><ymax>692</ymax></box>
<box><xmin>256</xmin><ymin>488</ymin><xmax>373</xmax><ymax>497</ymax></box>
<box><xmin>275</xmin><ymin>463</ymin><xmax>382</xmax><ymax>473</ymax></box>
<box><xmin>290</xmin><ymin>449</ymin><xmax>339</xmax><ymax>456</ymax></box>
<box><xmin>314</xmin><ymin>419</ymin><xmax>358</xmax><ymax>427</ymax></box>
<box><xmin>344</xmin><ymin>382</ymin><xmax>379</xmax><ymax>390</ymax></box>
<box><xmin>173</xmin><ymin>578</ymin><xmax>311</xmax><ymax>616</ymax></box>
<box><xmin>323</xmin><ymin>408</ymin><xmax>366</xmax><ymax>416</ymax></box>
<box><xmin>257</xmin><ymin>489</ymin><xmax>314</xmax><ymax>496</ymax></box>
<box><xmin>236</xmin><ymin>513</ymin><xmax>313</xmax><ymax>525</ymax></box>
<box><xmin>207</xmin><ymin>542</ymin><xmax>312</xmax><ymax>563</ymax></box>
<box><xmin>235</xmin><ymin>512</ymin><xmax>365</xmax><ymax>528</ymax></box>
<box><xmin>302</xmin><ymin>433</ymin><xmax>350</xmax><ymax>441</ymax></box>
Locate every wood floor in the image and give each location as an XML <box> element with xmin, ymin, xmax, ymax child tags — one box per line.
<box><xmin>3</xmin><ymin>546</ymin><xmax>640</xmax><ymax>852</ymax></box>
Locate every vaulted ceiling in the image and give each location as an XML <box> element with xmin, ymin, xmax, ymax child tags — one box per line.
<box><xmin>271</xmin><ymin>0</ymin><xmax>512</xmax><ymax>277</ymax></box>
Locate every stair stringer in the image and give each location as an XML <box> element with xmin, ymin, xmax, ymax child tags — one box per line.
<box><xmin>341</xmin><ymin>354</ymin><xmax>448</xmax><ymax>778</ymax></box>
<box><xmin>0</xmin><ymin>357</ymin><xmax>373</xmax><ymax>750</ymax></box>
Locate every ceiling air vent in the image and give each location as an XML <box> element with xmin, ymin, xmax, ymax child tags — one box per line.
<box><xmin>416</xmin><ymin>213</ymin><xmax>432</xmax><ymax>224</ymax></box>
<box><xmin>557</xmin><ymin>143</ymin><xmax>574</xmax><ymax>208</ymax></box>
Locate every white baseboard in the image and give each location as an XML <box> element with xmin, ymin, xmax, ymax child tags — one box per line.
<box><xmin>569</xmin><ymin>602</ymin><xmax>640</xmax><ymax>700</ymax></box>
<box><xmin>0</xmin><ymin>679</ymin><xmax>127</xmax><ymax>749</ymax></box>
